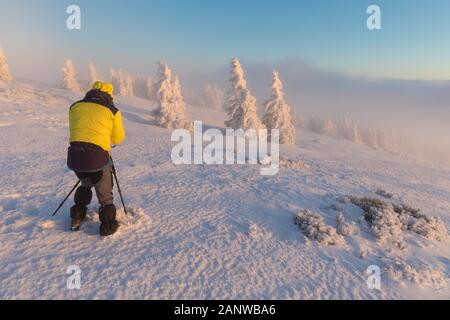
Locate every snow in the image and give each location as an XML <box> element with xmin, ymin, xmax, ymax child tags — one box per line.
<box><xmin>0</xmin><ymin>80</ymin><xmax>449</xmax><ymax>299</ymax></box>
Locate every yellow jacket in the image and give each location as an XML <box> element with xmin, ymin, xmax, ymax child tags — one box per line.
<box><xmin>69</xmin><ymin>85</ymin><xmax>125</xmax><ymax>152</ymax></box>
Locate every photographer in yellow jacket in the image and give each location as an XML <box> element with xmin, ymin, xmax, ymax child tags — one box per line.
<box><xmin>67</xmin><ymin>81</ymin><xmax>125</xmax><ymax>236</ymax></box>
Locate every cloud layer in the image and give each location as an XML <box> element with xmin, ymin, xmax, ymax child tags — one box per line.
<box><xmin>182</xmin><ymin>58</ymin><xmax>450</xmax><ymax>165</ymax></box>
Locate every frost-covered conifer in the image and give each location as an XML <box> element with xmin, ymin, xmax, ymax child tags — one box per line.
<box><xmin>88</xmin><ymin>62</ymin><xmax>101</xmax><ymax>87</ymax></box>
<box><xmin>224</xmin><ymin>58</ymin><xmax>264</xmax><ymax>130</ymax></box>
<box><xmin>0</xmin><ymin>47</ymin><xmax>13</xmax><ymax>81</ymax></box>
<box><xmin>262</xmin><ymin>71</ymin><xmax>295</xmax><ymax>145</ymax></box>
<box><xmin>62</xmin><ymin>59</ymin><xmax>80</xmax><ymax>92</ymax></box>
<box><xmin>151</xmin><ymin>61</ymin><xmax>191</xmax><ymax>130</ymax></box>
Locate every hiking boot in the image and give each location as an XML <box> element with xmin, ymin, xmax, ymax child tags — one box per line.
<box><xmin>99</xmin><ymin>204</ymin><xmax>119</xmax><ymax>237</ymax></box>
<box><xmin>71</xmin><ymin>218</ymin><xmax>84</xmax><ymax>231</ymax></box>
<box><xmin>70</xmin><ymin>204</ymin><xmax>87</xmax><ymax>231</ymax></box>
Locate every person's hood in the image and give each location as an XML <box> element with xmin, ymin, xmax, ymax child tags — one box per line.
<box><xmin>84</xmin><ymin>88</ymin><xmax>115</xmax><ymax>108</ymax></box>
<box><xmin>92</xmin><ymin>81</ymin><xmax>114</xmax><ymax>98</ymax></box>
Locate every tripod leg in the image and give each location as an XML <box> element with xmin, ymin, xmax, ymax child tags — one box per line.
<box><xmin>51</xmin><ymin>180</ymin><xmax>81</xmax><ymax>217</ymax></box>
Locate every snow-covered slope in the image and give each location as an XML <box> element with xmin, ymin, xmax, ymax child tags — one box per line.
<box><xmin>0</xmin><ymin>80</ymin><xmax>449</xmax><ymax>299</ymax></box>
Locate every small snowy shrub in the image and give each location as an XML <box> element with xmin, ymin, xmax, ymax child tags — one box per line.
<box><xmin>295</xmin><ymin>209</ymin><xmax>345</xmax><ymax>246</ymax></box>
<box><xmin>336</xmin><ymin>213</ymin><xmax>358</xmax><ymax>236</ymax></box>
<box><xmin>336</xmin><ymin>196</ymin><xmax>349</xmax><ymax>204</ymax></box>
<box><xmin>375</xmin><ymin>189</ymin><xmax>393</xmax><ymax>199</ymax></box>
<box><xmin>350</xmin><ymin>197</ymin><xmax>387</xmax><ymax>218</ymax></box>
<box><xmin>351</xmin><ymin>197</ymin><xmax>405</xmax><ymax>249</ymax></box>
<box><xmin>385</xmin><ymin>259</ymin><xmax>446</xmax><ymax>290</ymax></box>
<box><xmin>280</xmin><ymin>157</ymin><xmax>309</xmax><ymax>170</ymax></box>
<box><xmin>393</xmin><ymin>204</ymin><xmax>448</xmax><ymax>241</ymax></box>
<box><xmin>351</xmin><ymin>197</ymin><xmax>448</xmax><ymax>247</ymax></box>
<box><xmin>369</xmin><ymin>206</ymin><xmax>406</xmax><ymax>249</ymax></box>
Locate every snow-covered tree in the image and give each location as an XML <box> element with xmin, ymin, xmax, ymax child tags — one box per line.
<box><xmin>295</xmin><ymin>114</ymin><xmax>305</xmax><ymax>128</ymax></box>
<box><xmin>62</xmin><ymin>59</ymin><xmax>80</xmax><ymax>92</ymax></box>
<box><xmin>203</xmin><ymin>84</ymin><xmax>224</xmax><ymax>110</ymax></box>
<box><xmin>110</xmin><ymin>69</ymin><xmax>120</xmax><ymax>94</ymax></box>
<box><xmin>151</xmin><ymin>61</ymin><xmax>191</xmax><ymax>130</ymax></box>
<box><xmin>183</xmin><ymin>88</ymin><xmax>201</xmax><ymax>107</ymax></box>
<box><xmin>262</xmin><ymin>71</ymin><xmax>295</xmax><ymax>145</ymax></box>
<box><xmin>125</xmin><ymin>73</ymin><xmax>134</xmax><ymax>97</ymax></box>
<box><xmin>349</xmin><ymin>121</ymin><xmax>363</xmax><ymax>144</ymax></box>
<box><xmin>110</xmin><ymin>69</ymin><xmax>118</xmax><ymax>88</ymax></box>
<box><xmin>110</xmin><ymin>69</ymin><xmax>134</xmax><ymax>97</ymax></box>
<box><xmin>337</xmin><ymin>117</ymin><xmax>363</xmax><ymax>144</ymax></box>
<box><xmin>119</xmin><ymin>74</ymin><xmax>128</xmax><ymax>97</ymax></box>
<box><xmin>0</xmin><ymin>47</ymin><xmax>13</xmax><ymax>81</ymax></box>
<box><xmin>151</xmin><ymin>62</ymin><xmax>172</xmax><ymax>126</ymax></box>
<box><xmin>323</xmin><ymin>119</ymin><xmax>335</xmax><ymax>136</ymax></box>
<box><xmin>308</xmin><ymin>116</ymin><xmax>334</xmax><ymax>136</ymax></box>
<box><xmin>378</xmin><ymin>130</ymin><xmax>397</xmax><ymax>152</ymax></box>
<box><xmin>134</xmin><ymin>75</ymin><xmax>153</xmax><ymax>100</ymax></box>
<box><xmin>88</xmin><ymin>61</ymin><xmax>101</xmax><ymax>87</ymax></box>
<box><xmin>363</xmin><ymin>129</ymin><xmax>379</xmax><ymax>149</ymax></box>
<box><xmin>149</xmin><ymin>77</ymin><xmax>155</xmax><ymax>101</ymax></box>
<box><xmin>223</xmin><ymin>58</ymin><xmax>246</xmax><ymax>115</ymax></box>
<box><xmin>171</xmin><ymin>74</ymin><xmax>192</xmax><ymax>129</ymax></box>
<box><xmin>307</xmin><ymin>115</ymin><xmax>320</xmax><ymax>133</ymax></box>
<box><xmin>110</xmin><ymin>69</ymin><xmax>121</xmax><ymax>94</ymax></box>
<box><xmin>224</xmin><ymin>58</ymin><xmax>265</xmax><ymax>130</ymax></box>
<box><xmin>146</xmin><ymin>77</ymin><xmax>154</xmax><ymax>100</ymax></box>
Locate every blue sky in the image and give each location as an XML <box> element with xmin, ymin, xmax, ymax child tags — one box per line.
<box><xmin>1</xmin><ymin>0</ymin><xmax>450</xmax><ymax>82</ymax></box>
